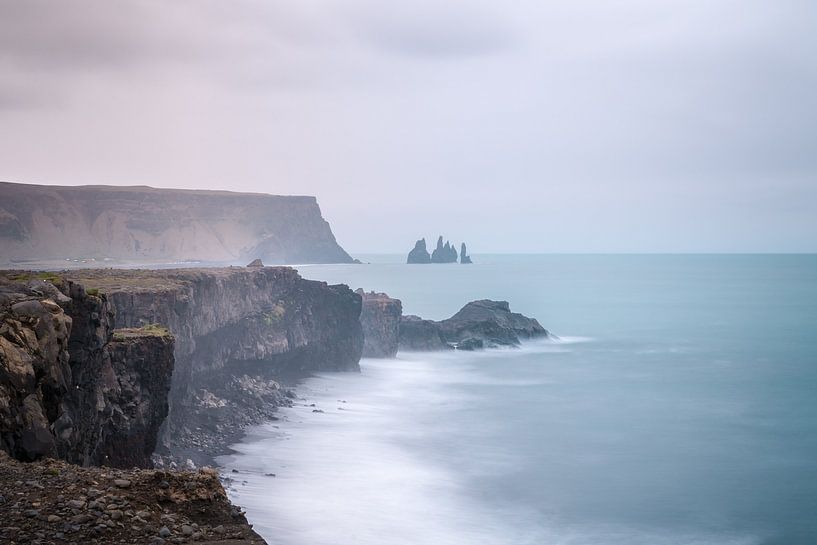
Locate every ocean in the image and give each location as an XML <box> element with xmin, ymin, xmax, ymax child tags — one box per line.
<box><xmin>218</xmin><ymin>254</ymin><xmax>817</xmax><ymax>545</ymax></box>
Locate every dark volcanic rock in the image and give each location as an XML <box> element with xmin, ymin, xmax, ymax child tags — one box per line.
<box><xmin>0</xmin><ymin>274</ymin><xmax>175</xmax><ymax>467</ymax></box>
<box><xmin>455</xmin><ymin>338</ymin><xmax>484</xmax><ymax>351</ymax></box>
<box><xmin>65</xmin><ymin>266</ymin><xmax>364</xmax><ymax>465</ymax></box>
<box><xmin>356</xmin><ymin>290</ymin><xmax>402</xmax><ymax>358</ymax></box>
<box><xmin>439</xmin><ymin>300</ymin><xmax>548</xmax><ymax>347</ymax></box>
<box><xmin>0</xmin><ymin>181</ymin><xmax>354</xmax><ymax>265</ymax></box>
<box><xmin>431</xmin><ymin>236</ymin><xmax>458</xmax><ymax>263</ymax></box>
<box><xmin>246</xmin><ymin>259</ymin><xmax>264</xmax><ymax>268</ymax></box>
<box><xmin>0</xmin><ymin>450</ymin><xmax>267</xmax><ymax>545</ymax></box>
<box><xmin>460</xmin><ymin>243</ymin><xmax>473</xmax><ymax>264</ymax></box>
<box><xmin>398</xmin><ymin>315</ymin><xmax>453</xmax><ymax>352</ymax></box>
<box><xmin>407</xmin><ymin>238</ymin><xmax>432</xmax><ymax>264</ymax></box>
<box><xmin>398</xmin><ymin>300</ymin><xmax>548</xmax><ymax>352</ymax></box>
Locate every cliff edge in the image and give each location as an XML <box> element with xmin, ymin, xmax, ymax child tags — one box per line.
<box><xmin>0</xmin><ymin>182</ymin><xmax>354</xmax><ymax>265</ymax></box>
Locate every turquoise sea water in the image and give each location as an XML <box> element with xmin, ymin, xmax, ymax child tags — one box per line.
<box><xmin>220</xmin><ymin>255</ymin><xmax>817</xmax><ymax>545</ymax></box>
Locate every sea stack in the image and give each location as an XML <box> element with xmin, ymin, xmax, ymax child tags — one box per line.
<box><xmin>431</xmin><ymin>236</ymin><xmax>458</xmax><ymax>263</ymax></box>
<box><xmin>460</xmin><ymin>243</ymin><xmax>472</xmax><ymax>264</ymax></box>
<box><xmin>407</xmin><ymin>238</ymin><xmax>432</xmax><ymax>264</ymax></box>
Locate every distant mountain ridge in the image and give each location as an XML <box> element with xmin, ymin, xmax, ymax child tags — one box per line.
<box><xmin>0</xmin><ymin>181</ymin><xmax>354</xmax><ymax>264</ymax></box>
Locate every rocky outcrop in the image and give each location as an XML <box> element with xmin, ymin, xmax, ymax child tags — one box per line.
<box><xmin>398</xmin><ymin>315</ymin><xmax>453</xmax><ymax>352</ymax></box>
<box><xmin>0</xmin><ymin>450</ymin><xmax>266</xmax><ymax>544</ymax></box>
<box><xmin>439</xmin><ymin>300</ymin><xmax>548</xmax><ymax>347</ymax></box>
<box><xmin>399</xmin><ymin>300</ymin><xmax>549</xmax><ymax>351</ymax></box>
<box><xmin>431</xmin><ymin>236</ymin><xmax>458</xmax><ymax>263</ymax></box>
<box><xmin>356</xmin><ymin>290</ymin><xmax>402</xmax><ymax>358</ymax></box>
<box><xmin>460</xmin><ymin>243</ymin><xmax>473</xmax><ymax>264</ymax></box>
<box><xmin>407</xmin><ymin>239</ymin><xmax>432</xmax><ymax>264</ymax></box>
<box><xmin>407</xmin><ymin>235</ymin><xmax>472</xmax><ymax>264</ymax></box>
<box><xmin>0</xmin><ymin>181</ymin><xmax>354</xmax><ymax>265</ymax></box>
<box><xmin>65</xmin><ymin>267</ymin><xmax>364</xmax><ymax>464</ymax></box>
<box><xmin>0</xmin><ymin>273</ymin><xmax>175</xmax><ymax>468</ymax></box>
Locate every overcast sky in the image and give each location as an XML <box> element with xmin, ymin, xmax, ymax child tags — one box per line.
<box><xmin>1</xmin><ymin>0</ymin><xmax>815</xmax><ymax>253</ymax></box>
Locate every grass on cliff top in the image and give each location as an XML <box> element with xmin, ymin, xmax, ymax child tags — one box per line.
<box><xmin>112</xmin><ymin>323</ymin><xmax>172</xmax><ymax>341</ymax></box>
<box><xmin>3</xmin><ymin>271</ymin><xmax>64</xmax><ymax>284</ymax></box>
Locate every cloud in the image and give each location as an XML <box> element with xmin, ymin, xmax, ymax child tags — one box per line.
<box><xmin>341</xmin><ymin>1</ymin><xmax>514</xmax><ymax>59</ymax></box>
<box><xmin>0</xmin><ymin>0</ymin><xmax>814</xmax><ymax>251</ymax></box>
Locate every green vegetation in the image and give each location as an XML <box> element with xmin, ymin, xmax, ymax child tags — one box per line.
<box><xmin>7</xmin><ymin>271</ymin><xmax>63</xmax><ymax>283</ymax></box>
<box><xmin>112</xmin><ymin>323</ymin><xmax>172</xmax><ymax>341</ymax></box>
<box><xmin>85</xmin><ymin>287</ymin><xmax>100</xmax><ymax>296</ymax></box>
<box><xmin>262</xmin><ymin>303</ymin><xmax>287</xmax><ymax>325</ymax></box>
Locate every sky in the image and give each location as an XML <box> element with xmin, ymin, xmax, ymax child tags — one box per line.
<box><xmin>1</xmin><ymin>0</ymin><xmax>815</xmax><ymax>253</ymax></box>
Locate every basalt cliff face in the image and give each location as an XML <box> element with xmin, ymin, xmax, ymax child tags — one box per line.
<box><xmin>357</xmin><ymin>290</ymin><xmax>402</xmax><ymax>358</ymax></box>
<box><xmin>65</xmin><ymin>266</ymin><xmax>364</xmax><ymax>464</ymax></box>
<box><xmin>1</xmin><ymin>266</ymin><xmax>364</xmax><ymax>468</ymax></box>
<box><xmin>0</xmin><ymin>274</ymin><xmax>174</xmax><ymax>468</ymax></box>
<box><xmin>0</xmin><ymin>181</ymin><xmax>354</xmax><ymax>265</ymax></box>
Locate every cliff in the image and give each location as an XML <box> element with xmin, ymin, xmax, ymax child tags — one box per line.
<box><xmin>356</xmin><ymin>290</ymin><xmax>402</xmax><ymax>358</ymax></box>
<box><xmin>65</xmin><ymin>266</ymin><xmax>364</xmax><ymax>464</ymax></box>
<box><xmin>0</xmin><ymin>273</ymin><xmax>175</xmax><ymax>468</ymax></box>
<box><xmin>0</xmin><ymin>181</ymin><xmax>354</xmax><ymax>265</ymax></box>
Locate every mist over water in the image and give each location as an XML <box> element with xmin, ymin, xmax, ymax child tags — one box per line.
<box><xmin>219</xmin><ymin>255</ymin><xmax>817</xmax><ymax>545</ymax></box>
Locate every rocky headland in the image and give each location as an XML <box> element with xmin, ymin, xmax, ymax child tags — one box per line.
<box><xmin>1</xmin><ymin>265</ymin><xmax>366</xmax><ymax>545</ymax></box>
<box><xmin>60</xmin><ymin>266</ymin><xmax>363</xmax><ymax>467</ymax></box>
<box><xmin>1</xmin><ymin>260</ymin><xmax>548</xmax><ymax>545</ymax></box>
<box><xmin>0</xmin><ymin>182</ymin><xmax>354</xmax><ymax>266</ymax></box>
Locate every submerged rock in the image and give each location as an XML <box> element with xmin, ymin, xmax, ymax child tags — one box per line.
<box><xmin>407</xmin><ymin>238</ymin><xmax>432</xmax><ymax>264</ymax></box>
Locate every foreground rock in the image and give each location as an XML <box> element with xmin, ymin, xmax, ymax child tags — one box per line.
<box><xmin>0</xmin><ymin>181</ymin><xmax>354</xmax><ymax>265</ymax></box>
<box><xmin>357</xmin><ymin>290</ymin><xmax>402</xmax><ymax>358</ymax></box>
<box><xmin>399</xmin><ymin>300</ymin><xmax>549</xmax><ymax>350</ymax></box>
<box><xmin>64</xmin><ymin>266</ymin><xmax>363</xmax><ymax>466</ymax></box>
<box><xmin>0</xmin><ymin>273</ymin><xmax>175</xmax><ymax>467</ymax></box>
<box><xmin>0</xmin><ymin>450</ymin><xmax>266</xmax><ymax>545</ymax></box>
